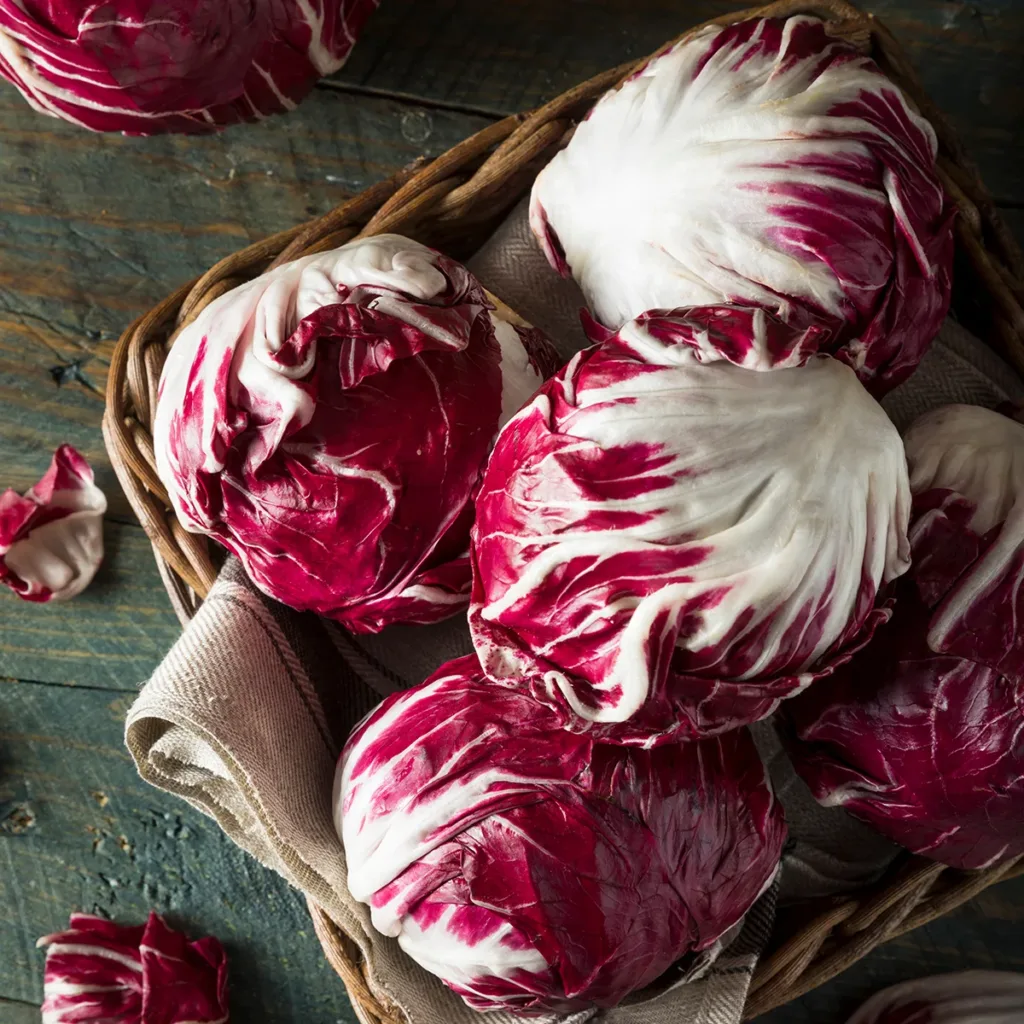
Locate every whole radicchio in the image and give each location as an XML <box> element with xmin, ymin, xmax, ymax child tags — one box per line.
<box><xmin>530</xmin><ymin>15</ymin><xmax>953</xmax><ymax>393</ymax></box>
<box><xmin>845</xmin><ymin>971</ymin><xmax>1024</xmax><ymax>1024</ymax></box>
<box><xmin>336</xmin><ymin>655</ymin><xmax>785</xmax><ymax>1014</ymax></box>
<box><xmin>470</xmin><ymin>318</ymin><xmax>910</xmax><ymax>744</ymax></box>
<box><xmin>0</xmin><ymin>1</ymin><xmax>380</xmax><ymax>134</ymax></box>
<box><xmin>783</xmin><ymin>405</ymin><xmax>1024</xmax><ymax>869</ymax></box>
<box><xmin>38</xmin><ymin>912</ymin><xmax>228</xmax><ymax>1023</ymax></box>
<box><xmin>154</xmin><ymin>235</ymin><xmax>558</xmax><ymax>633</ymax></box>
<box><xmin>1</xmin><ymin>444</ymin><xmax>106</xmax><ymax>602</ymax></box>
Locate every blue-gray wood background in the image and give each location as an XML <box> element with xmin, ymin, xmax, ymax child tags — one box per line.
<box><xmin>1</xmin><ymin>2</ymin><xmax>1022</xmax><ymax>1021</ymax></box>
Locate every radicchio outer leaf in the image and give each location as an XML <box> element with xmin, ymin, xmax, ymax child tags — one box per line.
<box><xmin>0</xmin><ymin>1</ymin><xmax>380</xmax><ymax>134</ymax></box>
<box><xmin>470</xmin><ymin>323</ymin><xmax>910</xmax><ymax>744</ymax></box>
<box><xmin>845</xmin><ymin>971</ymin><xmax>1024</xmax><ymax>1024</ymax></box>
<box><xmin>337</xmin><ymin>655</ymin><xmax>785</xmax><ymax>1015</ymax></box>
<box><xmin>38</xmin><ymin>912</ymin><xmax>228</xmax><ymax>1023</ymax></box>
<box><xmin>0</xmin><ymin>444</ymin><xmax>106</xmax><ymax>602</ymax></box>
<box><xmin>530</xmin><ymin>15</ymin><xmax>954</xmax><ymax>393</ymax></box>
<box><xmin>784</xmin><ymin>405</ymin><xmax>1024</xmax><ymax>869</ymax></box>
<box><xmin>154</xmin><ymin>234</ymin><xmax>559</xmax><ymax>633</ymax></box>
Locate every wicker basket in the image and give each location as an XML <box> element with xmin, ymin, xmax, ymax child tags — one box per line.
<box><xmin>104</xmin><ymin>0</ymin><xmax>1024</xmax><ymax>1019</ymax></box>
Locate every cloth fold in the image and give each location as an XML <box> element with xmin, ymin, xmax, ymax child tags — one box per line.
<box><xmin>126</xmin><ymin>199</ymin><xmax>1024</xmax><ymax>1024</ymax></box>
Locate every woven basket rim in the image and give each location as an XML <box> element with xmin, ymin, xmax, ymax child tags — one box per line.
<box><xmin>102</xmin><ymin>0</ymin><xmax>1024</xmax><ymax>1021</ymax></box>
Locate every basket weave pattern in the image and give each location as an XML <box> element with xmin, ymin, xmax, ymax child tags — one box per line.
<box><xmin>103</xmin><ymin>1</ymin><xmax>1024</xmax><ymax>1019</ymax></box>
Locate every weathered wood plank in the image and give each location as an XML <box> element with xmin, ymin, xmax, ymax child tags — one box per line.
<box><xmin>0</xmin><ymin>678</ymin><xmax>355</xmax><ymax>1023</ymax></box>
<box><xmin>0</xmin><ymin>85</ymin><xmax>492</xmax><ymax>691</ymax></box>
<box><xmin>0</xmin><ymin>521</ymin><xmax>180</xmax><ymax>691</ymax></box>
<box><xmin>0</xmin><ymin>998</ymin><xmax>39</xmax><ymax>1024</ymax></box>
<box><xmin>336</xmin><ymin>0</ymin><xmax>1024</xmax><ymax>203</ymax></box>
<box><xmin>759</xmin><ymin>873</ymin><xmax>1024</xmax><ymax>1021</ymax></box>
<box><xmin>0</xmin><ymin>82</ymin><xmax>491</xmax><ymax>495</ymax></box>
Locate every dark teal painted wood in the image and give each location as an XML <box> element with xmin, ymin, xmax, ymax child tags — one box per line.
<box><xmin>0</xmin><ymin>520</ymin><xmax>180</xmax><ymax>690</ymax></box>
<box><xmin>0</xmin><ymin>998</ymin><xmax>39</xmax><ymax>1024</ymax></box>
<box><xmin>0</xmin><ymin>2</ymin><xmax>1021</xmax><ymax>1020</ymax></box>
<box><xmin>0</xmin><ymin>82</ymin><xmax>492</xmax><ymax>689</ymax></box>
<box><xmin>0</xmin><ymin>678</ymin><xmax>356</xmax><ymax>1023</ymax></box>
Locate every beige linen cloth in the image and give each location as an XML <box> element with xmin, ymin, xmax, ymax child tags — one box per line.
<box><xmin>126</xmin><ymin>201</ymin><xmax>1024</xmax><ymax>1024</ymax></box>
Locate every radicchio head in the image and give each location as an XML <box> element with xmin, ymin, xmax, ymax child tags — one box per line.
<box><xmin>530</xmin><ymin>15</ymin><xmax>953</xmax><ymax>393</ymax></box>
<box><xmin>470</xmin><ymin>319</ymin><xmax>910</xmax><ymax>745</ymax></box>
<box><xmin>784</xmin><ymin>405</ymin><xmax>1024</xmax><ymax>869</ymax></box>
<box><xmin>154</xmin><ymin>234</ymin><xmax>559</xmax><ymax>632</ymax></box>
<box><xmin>337</xmin><ymin>655</ymin><xmax>785</xmax><ymax>1014</ymax></box>
<box><xmin>0</xmin><ymin>1</ymin><xmax>380</xmax><ymax>134</ymax></box>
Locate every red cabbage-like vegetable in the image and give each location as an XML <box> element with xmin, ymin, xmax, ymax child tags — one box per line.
<box><xmin>154</xmin><ymin>235</ymin><xmax>558</xmax><ymax>632</ymax></box>
<box><xmin>0</xmin><ymin>444</ymin><xmax>106</xmax><ymax>602</ymax></box>
<box><xmin>38</xmin><ymin>911</ymin><xmax>228</xmax><ymax>1023</ymax></box>
<box><xmin>845</xmin><ymin>971</ymin><xmax>1024</xmax><ymax>1024</ymax></box>
<box><xmin>470</xmin><ymin>319</ymin><xmax>910</xmax><ymax>744</ymax></box>
<box><xmin>336</xmin><ymin>655</ymin><xmax>785</xmax><ymax>1014</ymax></box>
<box><xmin>783</xmin><ymin>405</ymin><xmax>1024</xmax><ymax>869</ymax></box>
<box><xmin>530</xmin><ymin>15</ymin><xmax>953</xmax><ymax>393</ymax></box>
<box><xmin>0</xmin><ymin>1</ymin><xmax>380</xmax><ymax>134</ymax></box>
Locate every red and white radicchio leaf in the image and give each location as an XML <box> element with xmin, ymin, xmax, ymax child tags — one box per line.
<box><xmin>783</xmin><ymin>405</ymin><xmax>1024</xmax><ymax>869</ymax></box>
<box><xmin>905</xmin><ymin>404</ymin><xmax>1024</xmax><ymax>676</ymax></box>
<box><xmin>38</xmin><ymin>911</ymin><xmax>228</xmax><ymax>1023</ymax></box>
<box><xmin>845</xmin><ymin>971</ymin><xmax>1024</xmax><ymax>1024</ymax></box>
<box><xmin>154</xmin><ymin>234</ymin><xmax>559</xmax><ymax>633</ymax></box>
<box><xmin>0</xmin><ymin>1</ymin><xmax>381</xmax><ymax>134</ymax></box>
<box><xmin>470</xmin><ymin>325</ymin><xmax>910</xmax><ymax>745</ymax></box>
<box><xmin>0</xmin><ymin>444</ymin><xmax>106</xmax><ymax>602</ymax></box>
<box><xmin>337</xmin><ymin>655</ymin><xmax>785</xmax><ymax>1014</ymax></box>
<box><xmin>530</xmin><ymin>15</ymin><xmax>953</xmax><ymax>393</ymax></box>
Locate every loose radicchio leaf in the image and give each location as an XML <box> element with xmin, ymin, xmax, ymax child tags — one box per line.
<box><xmin>0</xmin><ymin>444</ymin><xmax>107</xmax><ymax>602</ymax></box>
<box><xmin>783</xmin><ymin>405</ymin><xmax>1024</xmax><ymax>869</ymax></box>
<box><xmin>530</xmin><ymin>15</ymin><xmax>954</xmax><ymax>393</ymax></box>
<box><xmin>38</xmin><ymin>911</ymin><xmax>228</xmax><ymax>1023</ymax></box>
<box><xmin>154</xmin><ymin>234</ymin><xmax>559</xmax><ymax>633</ymax></box>
<box><xmin>845</xmin><ymin>971</ymin><xmax>1024</xmax><ymax>1024</ymax></box>
<box><xmin>337</xmin><ymin>655</ymin><xmax>786</xmax><ymax>1014</ymax></box>
<box><xmin>469</xmin><ymin>324</ymin><xmax>910</xmax><ymax>744</ymax></box>
<box><xmin>0</xmin><ymin>1</ymin><xmax>381</xmax><ymax>134</ymax></box>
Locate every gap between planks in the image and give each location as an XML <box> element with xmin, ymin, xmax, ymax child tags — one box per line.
<box><xmin>315</xmin><ymin>78</ymin><xmax>506</xmax><ymax>121</ymax></box>
<box><xmin>3</xmin><ymin>675</ymin><xmax>138</xmax><ymax>696</ymax></box>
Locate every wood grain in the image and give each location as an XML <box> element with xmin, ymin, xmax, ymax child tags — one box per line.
<box><xmin>0</xmin><ymin>4</ymin><xmax>1021</xmax><ymax>1021</ymax></box>
<box><xmin>0</xmin><ymin>679</ymin><xmax>356</xmax><ymax>1023</ymax></box>
<box><xmin>0</xmin><ymin>85</ymin><xmax>491</xmax><ymax>689</ymax></box>
<box><xmin>0</xmin><ymin>998</ymin><xmax>39</xmax><ymax>1024</ymax></box>
<box><xmin>0</xmin><ymin>521</ymin><xmax>180</xmax><ymax>691</ymax></box>
<box><xmin>336</xmin><ymin>0</ymin><xmax>1024</xmax><ymax>204</ymax></box>
<box><xmin>0</xmin><ymin>81</ymin><xmax>490</xmax><ymax>501</ymax></box>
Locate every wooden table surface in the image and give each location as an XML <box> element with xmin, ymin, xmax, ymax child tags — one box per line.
<box><xmin>1</xmin><ymin>2</ymin><xmax>1022</xmax><ymax>1021</ymax></box>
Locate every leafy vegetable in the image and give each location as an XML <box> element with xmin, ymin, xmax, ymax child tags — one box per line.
<box><xmin>0</xmin><ymin>444</ymin><xmax>106</xmax><ymax>602</ymax></box>
<box><xmin>154</xmin><ymin>234</ymin><xmax>558</xmax><ymax>632</ymax></box>
<box><xmin>0</xmin><ymin>1</ymin><xmax>380</xmax><ymax>134</ymax></box>
<box><xmin>470</xmin><ymin>320</ymin><xmax>910</xmax><ymax>744</ymax></box>
<box><xmin>530</xmin><ymin>15</ymin><xmax>953</xmax><ymax>393</ymax></box>
<box><xmin>784</xmin><ymin>405</ymin><xmax>1024</xmax><ymax>869</ymax></box>
<box><xmin>337</xmin><ymin>655</ymin><xmax>785</xmax><ymax>1014</ymax></box>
